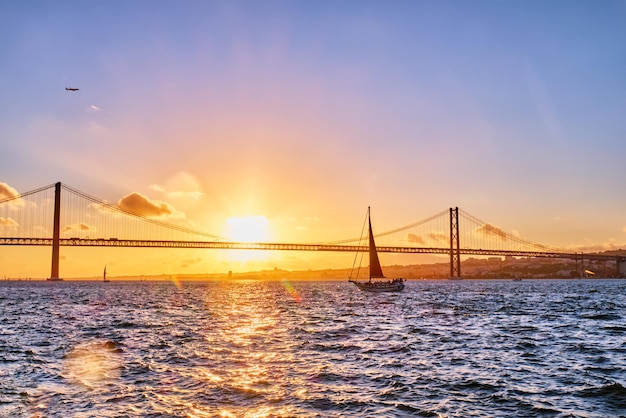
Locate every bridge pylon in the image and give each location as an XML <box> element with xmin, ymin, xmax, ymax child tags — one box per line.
<box><xmin>48</xmin><ymin>182</ymin><xmax>62</xmax><ymax>281</ymax></box>
<box><xmin>449</xmin><ymin>207</ymin><xmax>461</xmax><ymax>278</ymax></box>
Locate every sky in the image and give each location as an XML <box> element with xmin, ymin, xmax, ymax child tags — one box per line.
<box><xmin>1</xmin><ymin>0</ymin><xmax>625</xmax><ymax>278</ymax></box>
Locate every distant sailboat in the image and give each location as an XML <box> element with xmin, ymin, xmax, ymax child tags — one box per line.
<box><xmin>348</xmin><ymin>207</ymin><xmax>405</xmax><ymax>292</ymax></box>
<box><xmin>103</xmin><ymin>266</ymin><xmax>109</xmax><ymax>283</ymax></box>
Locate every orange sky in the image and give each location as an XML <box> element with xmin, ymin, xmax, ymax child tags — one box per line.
<box><xmin>1</xmin><ymin>2</ymin><xmax>625</xmax><ymax>278</ymax></box>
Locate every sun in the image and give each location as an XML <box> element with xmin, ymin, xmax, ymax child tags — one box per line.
<box><xmin>223</xmin><ymin>216</ymin><xmax>273</xmax><ymax>264</ymax></box>
<box><xmin>225</xmin><ymin>216</ymin><xmax>270</xmax><ymax>242</ymax></box>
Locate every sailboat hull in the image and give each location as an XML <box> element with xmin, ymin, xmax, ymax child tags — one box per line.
<box><xmin>349</xmin><ymin>279</ymin><xmax>405</xmax><ymax>292</ymax></box>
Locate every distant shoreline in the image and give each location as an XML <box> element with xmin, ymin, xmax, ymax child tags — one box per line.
<box><xmin>3</xmin><ymin>274</ymin><xmax>624</xmax><ymax>282</ymax></box>
<box><xmin>4</xmin><ymin>251</ymin><xmax>624</xmax><ymax>282</ymax></box>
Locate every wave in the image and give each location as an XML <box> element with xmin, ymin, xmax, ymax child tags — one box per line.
<box><xmin>577</xmin><ymin>382</ymin><xmax>626</xmax><ymax>410</ymax></box>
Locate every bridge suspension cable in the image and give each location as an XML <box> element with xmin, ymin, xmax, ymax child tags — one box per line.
<box><xmin>318</xmin><ymin>209</ymin><xmax>450</xmax><ymax>245</ymax></box>
<box><xmin>60</xmin><ymin>184</ymin><xmax>226</xmax><ymax>241</ymax></box>
<box><xmin>458</xmin><ymin>209</ymin><xmax>562</xmax><ymax>253</ymax></box>
<box><xmin>2</xmin><ymin>182</ymin><xmax>621</xmax><ymax>268</ymax></box>
<box><xmin>0</xmin><ymin>183</ymin><xmax>56</xmax><ymax>203</ymax></box>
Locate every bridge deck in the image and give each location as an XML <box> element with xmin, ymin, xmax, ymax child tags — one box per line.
<box><xmin>1</xmin><ymin>237</ymin><xmax>622</xmax><ymax>262</ymax></box>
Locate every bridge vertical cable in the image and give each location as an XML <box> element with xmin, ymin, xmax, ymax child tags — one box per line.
<box><xmin>458</xmin><ymin>209</ymin><xmax>562</xmax><ymax>253</ymax></box>
<box><xmin>0</xmin><ymin>184</ymin><xmax>56</xmax><ymax>239</ymax></box>
<box><xmin>59</xmin><ymin>184</ymin><xmax>225</xmax><ymax>243</ymax></box>
<box><xmin>1</xmin><ymin>183</ymin><xmax>229</xmax><ymax>243</ymax></box>
<box><xmin>7</xmin><ymin>182</ymin><xmax>612</xmax><ymax>269</ymax></box>
<box><xmin>321</xmin><ymin>209</ymin><xmax>451</xmax><ymax>251</ymax></box>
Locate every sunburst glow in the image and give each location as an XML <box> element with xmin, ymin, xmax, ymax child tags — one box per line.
<box><xmin>225</xmin><ymin>216</ymin><xmax>270</xmax><ymax>243</ymax></box>
<box><xmin>224</xmin><ymin>216</ymin><xmax>272</xmax><ymax>263</ymax></box>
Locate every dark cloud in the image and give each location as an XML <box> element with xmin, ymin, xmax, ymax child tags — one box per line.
<box><xmin>428</xmin><ymin>232</ymin><xmax>448</xmax><ymax>243</ymax></box>
<box><xmin>180</xmin><ymin>257</ymin><xmax>202</xmax><ymax>268</ymax></box>
<box><xmin>407</xmin><ymin>233</ymin><xmax>425</xmax><ymax>245</ymax></box>
<box><xmin>63</xmin><ymin>223</ymin><xmax>95</xmax><ymax>232</ymax></box>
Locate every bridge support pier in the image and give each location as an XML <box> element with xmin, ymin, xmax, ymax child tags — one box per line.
<box><xmin>48</xmin><ymin>182</ymin><xmax>62</xmax><ymax>281</ymax></box>
<box><xmin>449</xmin><ymin>207</ymin><xmax>461</xmax><ymax>279</ymax></box>
<box><xmin>618</xmin><ymin>260</ymin><xmax>626</xmax><ymax>278</ymax></box>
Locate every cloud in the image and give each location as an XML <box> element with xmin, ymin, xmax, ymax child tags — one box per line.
<box><xmin>407</xmin><ymin>233</ymin><xmax>425</xmax><ymax>245</ymax></box>
<box><xmin>474</xmin><ymin>223</ymin><xmax>507</xmax><ymax>240</ymax></box>
<box><xmin>0</xmin><ymin>182</ymin><xmax>22</xmax><ymax>203</ymax></box>
<box><xmin>0</xmin><ymin>183</ymin><xmax>24</xmax><ymax>209</ymax></box>
<box><xmin>150</xmin><ymin>172</ymin><xmax>204</xmax><ymax>201</ymax></box>
<box><xmin>148</xmin><ymin>184</ymin><xmax>165</xmax><ymax>193</ymax></box>
<box><xmin>289</xmin><ymin>216</ymin><xmax>320</xmax><ymax>233</ymax></box>
<box><xmin>167</xmin><ymin>191</ymin><xmax>203</xmax><ymax>200</ymax></box>
<box><xmin>0</xmin><ymin>217</ymin><xmax>18</xmax><ymax>227</ymax></box>
<box><xmin>117</xmin><ymin>192</ymin><xmax>178</xmax><ymax>218</ymax></box>
<box><xmin>63</xmin><ymin>223</ymin><xmax>96</xmax><ymax>233</ymax></box>
<box><xmin>571</xmin><ymin>240</ymin><xmax>626</xmax><ymax>253</ymax></box>
<box><xmin>428</xmin><ymin>232</ymin><xmax>448</xmax><ymax>243</ymax></box>
<box><xmin>180</xmin><ymin>257</ymin><xmax>202</xmax><ymax>268</ymax></box>
<box><xmin>90</xmin><ymin>105</ymin><xmax>100</xmax><ymax>111</ymax></box>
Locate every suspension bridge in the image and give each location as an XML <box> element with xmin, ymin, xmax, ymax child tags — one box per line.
<box><xmin>1</xmin><ymin>182</ymin><xmax>624</xmax><ymax>280</ymax></box>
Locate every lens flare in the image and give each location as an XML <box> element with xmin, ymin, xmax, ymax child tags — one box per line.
<box><xmin>63</xmin><ymin>340</ymin><xmax>122</xmax><ymax>388</ymax></box>
<box><xmin>171</xmin><ymin>275</ymin><xmax>183</xmax><ymax>290</ymax></box>
<box><xmin>281</xmin><ymin>278</ymin><xmax>302</xmax><ymax>303</ymax></box>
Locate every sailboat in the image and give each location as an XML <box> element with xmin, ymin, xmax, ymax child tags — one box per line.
<box><xmin>103</xmin><ymin>265</ymin><xmax>109</xmax><ymax>283</ymax></box>
<box><xmin>349</xmin><ymin>207</ymin><xmax>405</xmax><ymax>292</ymax></box>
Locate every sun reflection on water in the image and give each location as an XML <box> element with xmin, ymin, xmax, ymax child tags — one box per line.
<box><xmin>135</xmin><ymin>280</ymin><xmax>305</xmax><ymax>417</ymax></box>
<box><xmin>202</xmin><ymin>281</ymin><xmax>300</xmax><ymax>417</ymax></box>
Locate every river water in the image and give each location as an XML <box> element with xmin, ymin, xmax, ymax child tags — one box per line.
<box><xmin>0</xmin><ymin>279</ymin><xmax>625</xmax><ymax>417</ymax></box>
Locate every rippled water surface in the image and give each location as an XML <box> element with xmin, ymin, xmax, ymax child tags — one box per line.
<box><xmin>1</xmin><ymin>279</ymin><xmax>625</xmax><ymax>417</ymax></box>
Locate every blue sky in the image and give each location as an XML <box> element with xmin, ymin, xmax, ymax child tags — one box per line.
<box><xmin>1</xmin><ymin>1</ymin><xmax>625</xmax><ymax>275</ymax></box>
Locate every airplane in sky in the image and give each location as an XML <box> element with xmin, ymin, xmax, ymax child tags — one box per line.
<box><xmin>65</xmin><ymin>87</ymin><xmax>79</xmax><ymax>91</ymax></box>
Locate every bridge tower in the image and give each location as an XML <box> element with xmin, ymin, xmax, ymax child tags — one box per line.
<box><xmin>48</xmin><ymin>182</ymin><xmax>62</xmax><ymax>281</ymax></box>
<box><xmin>449</xmin><ymin>207</ymin><xmax>461</xmax><ymax>278</ymax></box>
